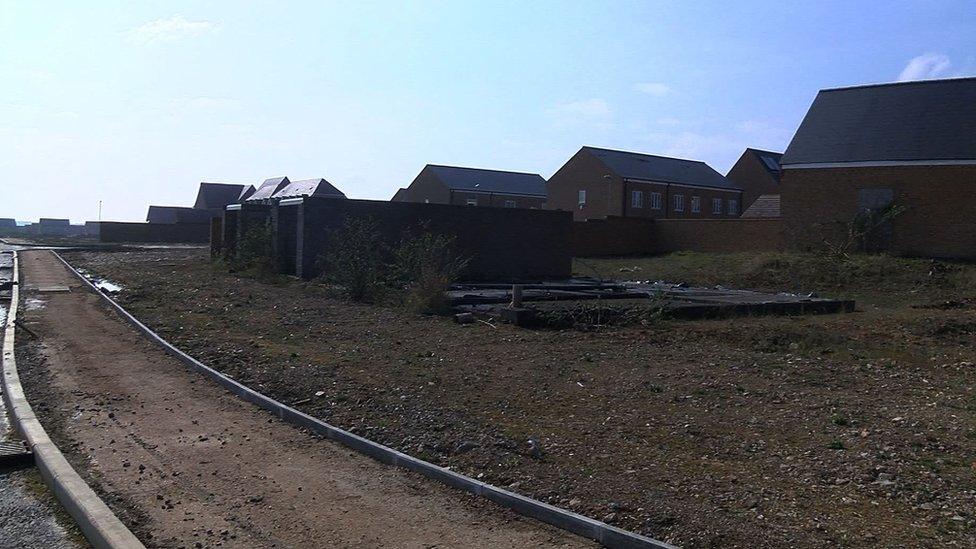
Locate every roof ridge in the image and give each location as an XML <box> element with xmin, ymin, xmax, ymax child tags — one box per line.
<box><xmin>582</xmin><ymin>145</ymin><xmax>710</xmax><ymax>165</ymax></box>
<box><xmin>427</xmin><ymin>164</ymin><xmax>544</xmax><ymax>177</ymax></box>
<box><xmin>820</xmin><ymin>76</ymin><xmax>976</xmax><ymax>93</ymax></box>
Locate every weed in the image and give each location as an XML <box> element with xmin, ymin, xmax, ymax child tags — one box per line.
<box><xmin>318</xmin><ymin>216</ymin><xmax>388</xmax><ymax>302</ymax></box>
<box><xmin>391</xmin><ymin>229</ymin><xmax>469</xmax><ymax>314</ymax></box>
<box><xmin>827</xmin><ymin>439</ymin><xmax>846</xmax><ymax>450</ymax></box>
<box><xmin>831</xmin><ymin>414</ymin><xmax>850</xmax><ymax>426</ymax></box>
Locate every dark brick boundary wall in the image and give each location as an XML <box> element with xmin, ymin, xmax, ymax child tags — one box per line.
<box><xmin>651</xmin><ymin>218</ymin><xmax>783</xmax><ymax>254</ymax></box>
<box><xmin>572</xmin><ymin>217</ymin><xmax>656</xmax><ymax>257</ymax></box>
<box><xmin>292</xmin><ymin>198</ymin><xmax>572</xmax><ymax>281</ymax></box>
<box><xmin>572</xmin><ymin>217</ymin><xmax>783</xmax><ymax>256</ymax></box>
<box><xmin>90</xmin><ymin>222</ymin><xmax>210</xmax><ymax>243</ymax></box>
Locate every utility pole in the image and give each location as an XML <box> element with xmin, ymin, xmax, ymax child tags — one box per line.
<box><xmin>98</xmin><ymin>200</ymin><xmax>102</xmax><ymax>221</ymax></box>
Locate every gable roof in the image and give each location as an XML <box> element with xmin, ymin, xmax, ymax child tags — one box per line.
<box><xmin>426</xmin><ymin>165</ymin><xmax>547</xmax><ymax>197</ymax></box>
<box><xmin>271</xmin><ymin>178</ymin><xmax>346</xmax><ymax>200</ymax></box>
<box><xmin>391</xmin><ymin>188</ymin><xmax>408</xmax><ymax>201</ymax></box>
<box><xmin>238</xmin><ymin>185</ymin><xmax>256</xmax><ymax>201</ymax></box>
<box><xmin>740</xmin><ymin>194</ymin><xmax>781</xmax><ymax>218</ymax></box>
<box><xmin>247</xmin><ymin>176</ymin><xmax>290</xmax><ymax>201</ymax></box>
<box><xmin>193</xmin><ymin>182</ymin><xmax>247</xmax><ymax>210</ymax></box>
<box><xmin>747</xmin><ymin>148</ymin><xmax>783</xmax><ymax>176</ymax></box>
<box><xmin>781</xmin><ymin>77</ymin><xmax>976</xmax><ymax>166</ymax></box>
<box><xmin>582</xmin><ymin>146</ymin><xmax>737</xmax><ymax>189</ymax></box>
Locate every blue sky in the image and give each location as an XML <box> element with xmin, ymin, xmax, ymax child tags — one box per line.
<box><xmin>2</xmin><ymin>1</ymin><xmax>974</xmax><ymax>222</ymax></box>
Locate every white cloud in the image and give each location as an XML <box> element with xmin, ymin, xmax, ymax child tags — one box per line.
<box><xmin>634</xmin><ymin>82</ymin><xmax>671</xmax><ymax>97</ymax></box>
<box><xmin>897</xmin><ymin>53</ymin><xmax>951</xmax><ymax>82</ymax></box>
<box><xmin>126</xmin><ymin>16</ymin><xmax>219</xmax><ymax>45</ymax></box>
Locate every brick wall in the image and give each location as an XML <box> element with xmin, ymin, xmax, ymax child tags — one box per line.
<box><xmin>572</xmin><ymin>217</ymin><xmax>656</xmax><ymax>256</ymax></box>
<box><xmin>92</xmin><ymin>222</ymin><xmax>210</xmax><ymax>243</ymax></box>
<box><xmin>782</xmin><ymin>165</ymin><xmax>976</xmax><ymax>259</ymax></box>
<box><xmin>727</xmin><ymin>152</ymin><xmax>779</xmax><ymax>209</ymax></box>
<box><xmin>288</xmin><ymin>197</ymin><xmax>572</xmax><ymax>281</ymax></box>
<box><xmin>572</xmin><ymin>217</ymin><xmax>783</xmax><ymax>256</ymax></box>
<box><xmin>650</xmin><ymin>218</ymin><xmax>783</xmax><ymax>253</ymax></box>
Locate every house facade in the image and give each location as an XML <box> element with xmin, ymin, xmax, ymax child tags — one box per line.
<box><xmin>547</xmin><ymin>146</ymin><xmax>742</xmax><ymax>221</ymax></box>
<box><xmin>781</xmin><ymin>77</ymin><xmax>976</xmax><ymax>258</ymax></box>
<box><xmin>399</xmin><ymin>165</ymin><xmax>547</xmax><ymax>209</ymax></box>
<box><xmin>726</xmin><ymin>148</ymin><xmax>782</xmax><ymax>209</ymax></box>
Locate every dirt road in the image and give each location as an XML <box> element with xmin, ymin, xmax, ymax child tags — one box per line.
<box><xmin>15</xmin><ymin>250</ymin><xmax>592</xmax><ymax>548</ymax></box>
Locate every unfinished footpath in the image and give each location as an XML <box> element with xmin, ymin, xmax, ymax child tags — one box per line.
<box><xmin>15</xmin><ymin>250</ymin><xmax>593</xmax><ymax>548</ymax></box>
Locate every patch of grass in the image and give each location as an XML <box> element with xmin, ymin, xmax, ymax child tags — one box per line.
<box><xmin>827</xmin><ymin>439</ymin><xmax>846</xmax><ymax>450</ymax></box>
<box><xmin>831</xmin><ymin>414</ymin><xmax>850</xmax><ymax>426</ymax></box>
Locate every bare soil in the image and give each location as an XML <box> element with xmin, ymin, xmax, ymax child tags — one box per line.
<box><xmin>16</xmin><ymin>250</ymin><xmax>592</xmax><ymax>549</ymax></box>
<box><xmin>63</xmin><ymin>248</ymin><xmax>976</xmax><ymax>548</ymax></box>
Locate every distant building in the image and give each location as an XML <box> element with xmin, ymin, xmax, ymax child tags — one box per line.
<box><xmin>271</xmin><ymin>178</ymin><xmax>346</xmax><ymax>200</ymax></box>
<box><xmin>391</xmin><ymin>188</ymin><xmax>408</xmax><ymax>202</ymax></box>
<box><xmin>399</xmin><ymin>165</ymin><xmax>547</xmax><ymax>209</ymax></box>
<box><xmin>0</xmin><ymin>218</ymin><xmax>16</xmax><ymax>228</ymax></box>
<box><xmin>781</xmin><ymin>77</ymin><xmax>976</xmax><ymax>258</ymax></box>
<box><xmin>193</xmin><ymin>183</ymin><xmax>250</xmax><ymax>211</ymax></box>
<box><xmin>547</xmin><ymin>146</ymin><xmax>742</xmax><ymax>221</ymax></box>
<box><xmin>35</xmin><ymin>218</ymin><xmax>71</xmax><ymax>236</ymax></box>
<box><xmin>726</xmin><ymin>148</ymin><xmax>782</xmax><ymax>209</ymax></box>
<box><xmin>146</xmin><ymin>206</ymin><xmax>213</xmax><ymax>224</ymax></box>
<box><xmin>246</xmin><ymin>177</ymin><xmax>291</xmax><ymax>202</ymax></box>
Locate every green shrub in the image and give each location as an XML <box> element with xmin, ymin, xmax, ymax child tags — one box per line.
<box><xmin>228</xmin><ymin>225</ymin><xmax>274</xmax><ymax>275</ymax></box>
<box><xmin>318</xmin><ymin>216</ymin><xmax>388</xmax><ymax>302</ymax></box>
<box><xmin>392</xmin><ymin>230</ymin><xmax>469</xmax><ymax>314</ymax></box>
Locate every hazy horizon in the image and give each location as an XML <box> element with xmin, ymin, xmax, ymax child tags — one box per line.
<box><xmin>3</xmin><ymin>1</ymin><xmax>974</xmax><ymax>223</ymax></box>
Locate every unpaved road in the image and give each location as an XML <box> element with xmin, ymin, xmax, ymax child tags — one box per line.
<box><xmin>16</xmin><ymin>250</ymin><xmax>593</xmax><ymax>548</ymax></box>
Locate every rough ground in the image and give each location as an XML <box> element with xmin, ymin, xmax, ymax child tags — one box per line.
<box><xmin>16</xmin><ymin>250</ymin><xmax>592</xmax><ymax>549</ymax></box>
<box><xmin>66</xmin><ymin>248</ymin><xmax>976</xmax><ymax>548</ymax></box>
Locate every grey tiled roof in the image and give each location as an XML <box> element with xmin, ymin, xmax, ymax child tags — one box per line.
<box><xmin>427</xmin><ymin>165</ymin><xmax>547</xmax><ymax>197</ymax></box>
<box><xmin>583</xmin><ymin>146</ymin><xmax>737</xmax><ymax>189</ymax></box>
<box><xmin>740</xmin><ymin>194</ymin><xmax>781</xmax><ymax>218</ymax></box>
<box><xmin>238</xmin><ymin>185</ymin><xmax>256</xmax><ymax>201</ymax></box>
<box><xmin>782</xmin><ymin>77</ymin><xmax>976</xmax><ymax>165</ymax></box>
<box><xmin>247</xmin><ymin>177</ymin><xmax>290</xmax><ymax>201</ymax></box>
<box><xmin>749</xmin><ymin>149</ymin><xmax>783</xmax><ymax>175</ymax></box>
<box><xmin>193</xmin><ymin>183</ymin><xmax>247</xmax><ymax>210</ymax></box>
<box><xmin>271</xmin><ymin>178</ymin><xmax>345</xmax><ymax>200</ymax></box>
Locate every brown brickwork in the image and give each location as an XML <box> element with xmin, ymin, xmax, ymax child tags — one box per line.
<box><xmin>781</xmin><ymin>165</ymin><xmax>976</xmax><ymax>259</ymax></box>
<box><xmin>727</xmin><ymin>150</ymin><xmax>780</xmax><ymax>209</ymax></box>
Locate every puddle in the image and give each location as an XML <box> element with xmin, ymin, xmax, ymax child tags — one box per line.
<box><xmin>76</xmin><ymin>268</ymin><xmax>123</xmax><ymax>294</ymax></box>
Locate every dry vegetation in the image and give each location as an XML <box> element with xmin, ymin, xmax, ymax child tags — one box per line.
<box><xmin>64</xmin><ymin>248</ymin><xmax>976</xmax><ymax>548</ymax></box>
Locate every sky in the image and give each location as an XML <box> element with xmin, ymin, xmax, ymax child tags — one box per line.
<box><xmin>2</xmin><ymin>1</ymin><xmax>974</xmax><ymax>223</ymax></box>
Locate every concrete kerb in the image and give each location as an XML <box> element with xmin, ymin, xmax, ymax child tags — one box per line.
<box><xmin>53</xmin><ymin>251</ymin><xmax>678</xmax><ymax>549</ymax></box>
<box><xmin>1</xmin><ymin>251</ymin><xmax>145</xmax><ymax>549</ymax></box>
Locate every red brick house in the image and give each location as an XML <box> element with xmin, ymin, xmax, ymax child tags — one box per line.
<box><xmin>726</xmin><ymin>148</ymin><xmax>782</xmax><ymax>209</ymax></box>
<box><xmin>547</xmin><ymin>146</ymin><xmax>742</xmax><ymax>221</ymax></box>
<box><xmin>781</xmin><ymin>77</ymin><xmax>976</xmax><ymax>258</ymax></box>
<box><xmin>399</xmin><ymin>165</ymin><xmax>547</xmax><ymax>209</ymax></box>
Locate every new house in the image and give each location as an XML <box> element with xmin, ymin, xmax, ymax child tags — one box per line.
<box><xmin>244</xmin><ymin>176</ymin><xmax>345</xmax><ymax>203</ymax></box>
<box><xmin>547</xmin><ymin>146</ymin><xmax>742</xmax><ymax>221</ymax></box>
<box><xmin>146</xmin><ymin>206</ymin><xmax>213</xmax><ymax>224</ymax></box>
<box><xmin>726</xmin><ymin>148</ymin><xmax>782</xmax><ymax>209</ymax></box>
<box><xmin>193</xmin><ymin>183</ymin><xmax>251</xmax><ymax>212</ymax></box>
<box><xmin>781</xmin><ymin>77</ymin><xmax>976</xmax><ymax>258</ymax></box>
<box><xmin>398</xmin><ymin>165</ymin><xmax>548</xmax><ymax>209</ymax></box>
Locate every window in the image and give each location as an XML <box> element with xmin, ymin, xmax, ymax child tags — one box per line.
<box><xmin>712</xmin><ymin>198</ymin><xmax>723</xmax><ymax>214</ymax></box>
<box><xmin>691</xmin><ymin>196</ymin><xmax>701</xmax><ymax>213</ymax></box>
<box><xmin>673</xmin><ymin>194</ymin><xmax>685</xmax><ymax>212</ymax></box>
<box><xmin>650</xmin><ymin>192</ymin><xmax>662</xmax><ymax>210</ymax></box>
<box><xmin>578</xmin><ymin>190</ymin><xmax>586</xmax><ymax>207</ymax></box>
<box><xmin>504</xmin><ymin>200</ymin><xmax>516</xmax><ymax>208</ymax></box>
<box><xmin>728</xmin><ymin>199</ymin><xmax>739</xmax><ymax>215</ymax></box>
<box><xmin>466</xmin><ymin>197</ymin><xmax>478</xmax><ymax>206</ymax></box>
<box><xmin>631</xmin><ymin>190</ymin><xmax>644</xmax><ymax>208</ymax></box>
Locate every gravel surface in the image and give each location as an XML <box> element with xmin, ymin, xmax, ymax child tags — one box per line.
<box><xmin>64</xmin><ymin>248</ymin><xmax>976</xmax><ymax>548</ymax></box>
<box><xmin>15</xmin><ymin>250</ymin><xmax>593</xmax><ymax>549</ymax></box>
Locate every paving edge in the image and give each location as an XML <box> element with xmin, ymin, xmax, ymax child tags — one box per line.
<box><xmin>2</xmin><ymin>251</ymin><xmax>146</xmax><ymax>549</ymax></box>
<box><xmin>54</xmin><ymin>251</ymin><xmax>678</xmax><ymax>549</ymax></box>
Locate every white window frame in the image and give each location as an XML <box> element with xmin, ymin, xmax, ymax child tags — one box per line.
<box><xmin>728</xmin><ymin>199</ymin><xmax>739</xmax><ymax>215</ymax></box>
<box><xmin>650</xmin><ymin>192</ymin><xmax>662</xmax><ymax>210</ymax></box>
<box><xmin>691</xmin><ymin>196</ymin><xmax>701</xmax><ymax>213</ymax></box>
<box><xmin>673</xmin><ymin>194</ymin><xmax>684</xmax><ymax>212</ymax></box>
<box><xmin>466</xmin><ymin>197</ymin><xmax>478</xmax><ymax>206</ymax></box>
<box><xmin>578</xmin><ymin>190</ymin><xmax>586</xmax><ymax>207</ymax></box>
<box><xmin>504</xmin><ymin>199</ymin><xmax>516</xmax><ymax>208</ymax></box>
<box><xmin>631</xmin><ymin>190</ymin><xmax>643</xmax><ymax>208</ymax></box>
<box><xmin>712</xmin><ymin>197</ymin><xmax>723</xmax><ymax>214</ymax></box>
